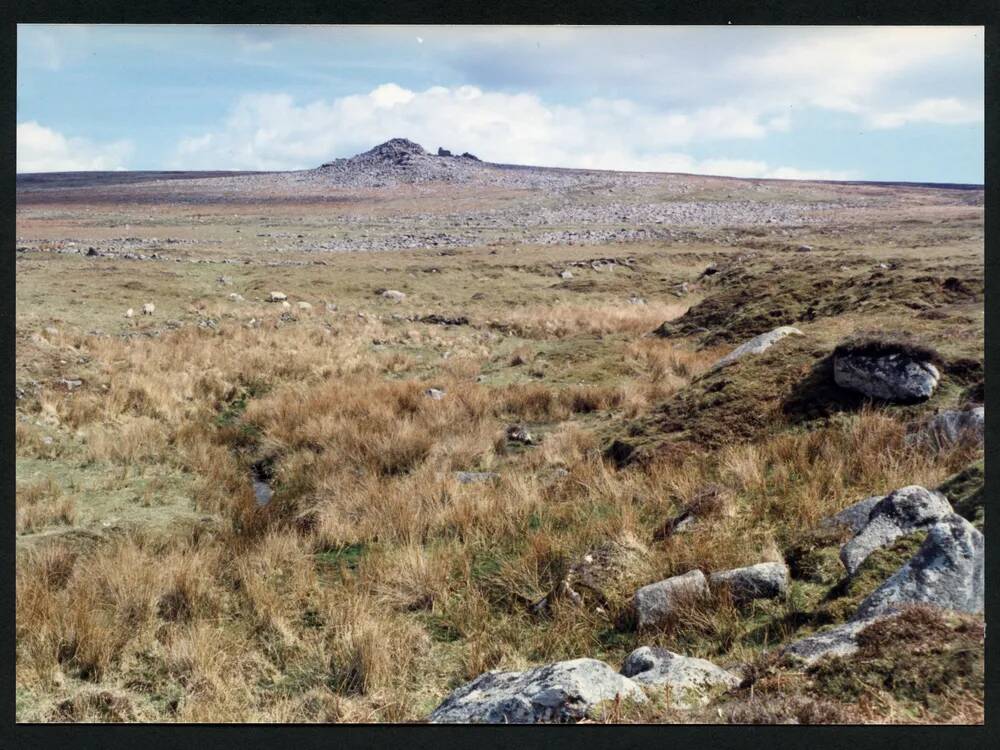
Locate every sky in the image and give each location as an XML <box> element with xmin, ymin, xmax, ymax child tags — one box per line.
<box><xmin>16</xmin><ymin>25</ymin><xmax>985</xmax><ymax>183</ymax></box>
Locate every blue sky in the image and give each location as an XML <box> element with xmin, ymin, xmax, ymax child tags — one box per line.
<box><xmin>17</xmin><ymin>25</ymin><xmax>984</xmax><ymax>182</ymax></box>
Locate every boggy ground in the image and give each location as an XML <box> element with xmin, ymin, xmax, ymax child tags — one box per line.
<box><xmin>15</xmin><ymin>166</ymin><xmax>983</xmax><ymax>723</ymax></box>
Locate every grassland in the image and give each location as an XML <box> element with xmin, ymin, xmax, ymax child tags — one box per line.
<box><xmin>15</xmin><ymin>168</ymin><xmax>984</xmax><ymax>723</ymax></box>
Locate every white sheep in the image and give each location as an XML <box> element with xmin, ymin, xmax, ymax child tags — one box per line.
<box><xmin>142</xmin><ymin>303</ymin><xmax>155</xmax><ymax>316</ymax></box>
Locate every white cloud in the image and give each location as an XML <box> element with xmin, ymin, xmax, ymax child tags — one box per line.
<box><xmin>17</xmin><ymin>121</ymin><xmax>133</xmax><ymax>172</ymax></box>
<box><xmin>734</xmin><ymin>27</ymin><xmax>983</xmax><ymax>126</ymax></box>
<box><xmin>869</xmin><ymin>97</ymin><xmax>984</xmax><ymax>129</ymax></box>
<box><xmin>172</xmin><ymin>83</ymin><xmax>817</xmax><ymax>175</ymax></box>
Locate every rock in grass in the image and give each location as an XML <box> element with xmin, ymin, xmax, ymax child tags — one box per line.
<box><xmin>916</xmin><ymin>407</ymin><xmax>984</xmax><ymax>450</ymax></box>
<box><xmin>620</xmin><ymin>647</ymin><xmax>740</xmax><ymax>707</ymax></box>
<box><xmin>455</xmin><ymin>471</ymin><xmax>499</xmax><ymax>484</ymax></box>
<box><xmin>428</xmin><ymin>658</ymin><xmax>645</xmax><ymax>723</ymax></box>
<box><xmin>832</xmin><ymin>338</ymin><xmax>941</xmax><ymax>402</ymax></box>
<box><xmin>840</xmin><ymin>486</ymin><xmax>953</xmax><ymax>576</ymax></box>
<box><xmin>819</xmin><ymin>495</ymin><xmax>883</xmax><ymax>534</ymax></box>
<box><xmin>710</xmin><ymin>326</ymin><xmax>803</xmax><ymax>370</ymax></box>
<box><xmin>506</xmin><ymin>424</ymin><xmax>535</xmax><ymax>445</ymax></box>
<box><xmin>781</xmin><ymin>615</ymin><xmax>891</xmax><ymax>666</ymax></box>
<box><xmin>834</xmin><ymin>354</ymin><xmax>939</xmax><ymax>401</ymax></box>
<box><xmin>853</xmin><ymin>513</ymin><xmax>984</xmax><ymax>620</ymax></box>
<box><xmin>634</xmin><ymin>569</ymin><xmax>708</xmax><ymax>630</ymax></box>
<box><xmin>709</xmin><ymin>562</ymin><xmax>789</xmax><ymax>604</ymax></box>
<box><xmin>529</xmin><ymin>536</ymin><xmax>647</xmax><ymax>616</ymax></box>
<box><xmin>380</xmin><ymin>289</ymin><xmax>406</xmax><ymax>302</ymax></box>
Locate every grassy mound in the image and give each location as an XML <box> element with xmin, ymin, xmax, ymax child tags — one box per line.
<box><xmin>654</xmin><ymin>264</ymin><xmax>983</xmax><ymax>347</ymax></box>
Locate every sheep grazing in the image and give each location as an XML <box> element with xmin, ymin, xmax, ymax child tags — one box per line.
<box><xmin>142</xmin><ymin>303</ymin><xmax>155</xmax><ymax>316</ymax></box>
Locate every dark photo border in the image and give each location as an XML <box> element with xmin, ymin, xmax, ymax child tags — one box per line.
<box><xmin>3</xmin><ymin>3</ymin><xmax>996</xmax><ymax>749</ymax></box>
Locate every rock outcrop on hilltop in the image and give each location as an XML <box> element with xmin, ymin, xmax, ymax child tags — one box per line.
<box><xmin>316</xmin><ymin>138</ymin><xmax>495</xmax><ymax>187</ymax></box>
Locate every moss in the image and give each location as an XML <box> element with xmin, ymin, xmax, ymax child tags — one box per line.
<box><xmin>785</xmin><ymin>527</ymin><xmax>853</xmax><ymax>586</ymax></box>
<box><xmin>936</xmin><ymin>461</ymin><xmax>984</xmax><ymax>530</ymax></box>
<box><xmin>809</xmin><ymin>606</ymin><xmax>984</xmax><ymax>714</ymax></box>
<box><xmin>818</xmin><ymin>531</ymin><xmax>927</xmax><ymax>623</ymax></box>
<box><xmin>315</xmin><ymin>542</ymin><xmax>368</xmax><ymax>571</ymax></box>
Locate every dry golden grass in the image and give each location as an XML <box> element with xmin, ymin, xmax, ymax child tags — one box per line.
<box><xmin>497</xmin><ymin>300</ymin><xmax>688</xmax><ymax>338</ymax></box>
<box><xmin>16</xmin><ymin>478</ymin><xmax>76</xmax><ymax>534</ymax></box>
<box><xmin>14</xmin><ymin>235</ymin><xmax>983</xmax><ymax>724</ymax></box>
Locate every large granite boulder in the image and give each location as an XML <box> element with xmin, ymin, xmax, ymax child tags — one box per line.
<box><xmin>710</xmin><ymin>326</ymin><xmax>803</xmax><ymax>370</ymax></box>
<box><xmin>833</xmin><ymin>350</ymin><xmax>940</xmax><ymax>402</ymax></box>
<box><xmin>840</xmin><ymin>486</ymin><xmax>953</xmax><ymax>576</ymax></box>
<box><xmin>853</xmin><ymin>513</ymin><xmax>984</xmax><ymax>620</ymax></box>
<box><xmin>819</xmin><ymin>495</ymin><xmax>883</xmax><ymax>534</ymax></box>
<box><xmin>427</xmin><ymin>658</ymin><xmax>645</xmax><ymax>723</ymax></box>
<box><xmin>709</xmin><ymin>562</ymin><xmax>789</xmax><ymax>604</ymax></box>
<box><xmin>620</xmin><ymin>647</ymin><xmax>740</xmax><ymax>707</ymax></box>
<box><xmin>634</xmin><ymin>569</ymin><xmax>708</xmax><ymax>630</ymax></box>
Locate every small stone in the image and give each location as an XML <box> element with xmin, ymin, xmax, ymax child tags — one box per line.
<box><xmin>709</xmin><ymin>562</ymin><xmax>789</xmax><ymax>604</ymax></box>
<box><xmin>455</xmin><ymin>471</ymin><xmax>500</xmax><ymax>484</ymax></box>
<box><xmin>710</xmin><ymin>326</ymin><xmax>803</xmax><ymax>370</ymax></box>
<box><xmin>634</xmin><ymin>569</ymin><xmax>709</xmax><ymax>630</ymax></box>
<box><xmin>559</xmin><ymin>270</ymin><xmax>573</xmax><ymax>279</ymax></box>
<box><xmin>381</xmin><ymin>290</ymin><xmax>406</xmax><ymax>302</ymax></box>
<box><xmin>506</xmin><ymin>424</ymin><xmax>535</xmax><ymax>445</ymax></box>
<box><xmin>297</xmin><ymin>301</ymin><xmax>313</xmax><ymax>310</ymax></box>
<box><xmin>915</xmin><ymin>407</ymin><xmax>984</xmax><ymax>450</ymax></box>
